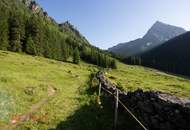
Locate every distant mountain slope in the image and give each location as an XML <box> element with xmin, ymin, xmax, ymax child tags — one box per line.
<box><xmin>108</xmin><ymin>21</ymin><xmax>186</xmax><ymax>57</ymax></box>
<box><xmin>139</xmin><ymin>32</ymin><xmax>190</xmax><ymax>76</ymax></box>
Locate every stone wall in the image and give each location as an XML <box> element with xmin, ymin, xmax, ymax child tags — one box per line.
<box><xmin>96</xmin><ymin>71</ymin><xmax>190</xmax><ymax>130</ymax></box>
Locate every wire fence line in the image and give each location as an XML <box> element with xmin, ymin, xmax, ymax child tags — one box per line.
<box><xmin>99</xmin><ymin>84</ymin><xmax>148</xmax><ymax>130</ymax></box>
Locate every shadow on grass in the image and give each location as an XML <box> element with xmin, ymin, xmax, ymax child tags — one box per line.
<box><xmin>49</xmin><ymin>97</ymin><xmax>142</xmax><ymax>130</ymax></box>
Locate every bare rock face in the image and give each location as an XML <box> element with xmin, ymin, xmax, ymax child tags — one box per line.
<box><xmin>19</xmin><ymin>0</ymin><xmax>56</xmax><ymax>24</ymax></box>
<box><xmin>96</xmin><ymin>71</ymin><xmax>190</xmax><ymax>130</ymax></box>
<box><xmin>19</xmin><ymin>0</ymin><xmax>33</xmax><ymax>7</ymax></box>
<box><xmin>20</xmin><ymin>0</ymin><xmax>43</xmax><ymax>14</ymax></box>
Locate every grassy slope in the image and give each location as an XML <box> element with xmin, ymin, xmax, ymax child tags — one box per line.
<box><xmin>106</xmin><ymin>62</ymin><xmax>190</xmax><ymax>99</ymax></box>
<box><xmin>0</xmin><ymin>50</ymin><xmax>190</xmax><ymax>130</ymax></box>
<box><xmin>0</xmin><ymin>50</ymin><xmax>98</xmax><ymax>129</ymax></box>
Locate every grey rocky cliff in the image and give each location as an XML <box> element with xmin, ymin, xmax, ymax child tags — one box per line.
<box><xmin>19</xmin><ymin>0</ymin><xmax>57</xmax><ymax>24</ymax></box>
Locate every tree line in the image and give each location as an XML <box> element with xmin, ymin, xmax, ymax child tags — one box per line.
<box><xmin>0</xmin><ymin>1</ymin><xmax>117</xmax><ymax>69</ymax></box>
<box><xmin>125</xmin><ymin>56</ymin><xmax>190</xmax><ymax>76</ymax></box>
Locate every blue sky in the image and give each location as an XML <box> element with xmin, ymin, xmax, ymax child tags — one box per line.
<box><xmin>36</xmin><ymin>0</ymin><xmax>190</xmax><ymax>49</ymax></box>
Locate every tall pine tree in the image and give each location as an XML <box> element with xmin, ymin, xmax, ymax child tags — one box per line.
<box><xmin>111</xmin><ymin>59</ymin><xmax>117</xmax><ymax>69</ymax></box>
<box><xmin>26</xmin><ymin>15</ymin><xmax>43</xmax><ymax>56</ymax></box>
<box><xmin>25</xmin><ymin>35</ymin><xmax>36</xmax><ymax>55</ymax></box>
<box><xmin>61</xmin><ymin>43</ymin><xmax>69</xmax><ymax>61</ymax></box>
<box><xmin>73</xmin><ymin>47</ymin><xmax>80</xmax><ymax>64</ymax></box>
<box><xmin>0</xmin><ymin>17</ymin><xmax>9</xmax><ymax>50</ymax></box>
<box><xmin>9</xmin><ymin>16</ymin><xmax>22</xmax><ymax>52</ymax></box>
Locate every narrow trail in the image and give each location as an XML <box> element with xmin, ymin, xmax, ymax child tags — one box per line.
<box><xmin>2</xmin><ymin>86</ymin><xmax>56</xmax><ymax>130</ymax></box>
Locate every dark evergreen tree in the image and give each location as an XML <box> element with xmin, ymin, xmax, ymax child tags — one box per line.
<box><xmin>26</xmin><ymin>15</ymin><xmax>43</xmax><ymax>56</ymax></box>
<box><xmin>73</xmin><ymin>47</ymin><xmax>80</xmax><ymax>64</ymax></box>
<box><xmin>9</xmin><ymin>16</ymin><xmax>22</xmax><ymax>52</ymax></box>
<box><xmin>25</xmin><ymin>35</ymin><xmax>36</xmax><ymax>55</ymax></box>
<box><xmin>43</xmin><ymin>42</ymin><xmax>51</xmax><ymax>58</ymax></box>
<box><xmin>0</xmin><ymin>17</ymin><xmax>9</xmax><ymax>50</ymax></box>
<box><xmin>111</xmin><ymin>59</ymin><xmax>117</xmax><ymax>69</ymax></box>
<box><xmin>61</xmin><ymin>43</ymin><xmax>69</xmax><ymax>61</ymax></box>
<box><xmin>18</xmin><ymin>15</ymin><xmax>26</xmax><ymax>48</ymax></box>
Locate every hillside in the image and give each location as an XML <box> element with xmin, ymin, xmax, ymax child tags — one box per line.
<box><xmin>0</xmin><ymin>50</ymin><xmax>99</xmax><ymax>129</ymax></box>
<box><xmin>108</xmin><ymin>21</ymin><xmax>186</xmax><ymax>57</ymax></box>
<box><xmin>137</xmin><ymin>32</ymin><xmax>190</xmax><ymax>76</ymax></box>
<box><xmin>0</xmin><ymin>0</ymin><xmax>116</xmax><ymax>68</ymax></box>
<box><xmin>0</xmin><ymin>51</ymin><xmax>190</xmax><ymax>130</ymax></box>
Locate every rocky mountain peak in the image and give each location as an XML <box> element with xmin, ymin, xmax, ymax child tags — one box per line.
<box><xmin>108</xmin><ymin>21</ymin><xmax>186</xmax><ymax>57</ymax></box>
<box><xmin>153</xmin><ymin>21</ymin><xmax>165</xmax><ymax>26</ymax></box>
<box><xmin>143</xmin><ymin>21</ymin><xmax>186</xmax><ymax>43</ymax></box>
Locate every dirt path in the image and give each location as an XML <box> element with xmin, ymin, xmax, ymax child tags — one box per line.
<box><xmin>2</xmin><ymin>86</ymin><xmax>56</xmax><ymax>130</ymax></box>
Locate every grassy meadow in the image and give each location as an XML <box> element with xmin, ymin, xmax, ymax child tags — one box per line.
<box><xmin>0</xmin><ymin>50</ymin><xmax>100</xmax><ymax>129</ymax></box>
<box><xmin>106</xmin><ymin>62</ymin><xmax>190</xmax><ymax>99</ymax></box>
<box><xmin>0</xmin><ymin>50</ymin><xmax>190</xmax><ymax>130</ymax></box>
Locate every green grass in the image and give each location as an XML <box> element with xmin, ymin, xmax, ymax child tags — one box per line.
<box><xmin>0</xmin><ymin>51</ymin><xmax>99</xmax><ymax>129</ymax></box>
<box><xmin>0</xmin><ymin>50</ymin><xmax>190</xmax><ymax>130</ymax></box>
<box><xmin>106</xmin><ymin>62</ymin><xmax>190</xmax><ymax>99</ymax></box>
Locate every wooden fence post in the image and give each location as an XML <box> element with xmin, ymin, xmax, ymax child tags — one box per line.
<box><xmin>98</xmin><ymin>83</ymin><xmax>101</xmax><ymax>97</ymax></box>
<box><xmin>114</xmin><ymin>89</ymin><xmax>119</xmax><ymax>130</ymax></box>
<box><xmin>96</xmin><ymin>83</ymin><xmax>102</xmax><ymax>105</ymax></box>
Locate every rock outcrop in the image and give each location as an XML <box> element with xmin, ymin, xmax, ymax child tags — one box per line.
<box><xmin>19</xmin><ymin>0</ymin><xmax>42</xmax><ymax>13</ymax></box>
<box><xmin>96</xmin><ymin>71</ymin><xmax>190</xmax><ymax>130</ymax></box>
<box><xmin>19</xmin><ymin>0</ymin><xmax>56</xmax><ymax>24</ymax></box>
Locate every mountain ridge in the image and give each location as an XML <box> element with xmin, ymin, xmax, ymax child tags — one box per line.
<box><xmin>19</xmin><ymin>0</ymin><xmax>90</xmax><ymax>46</ymax></box>
<box><xmin>108</xmin><ymin>21</ymin><xmax>186</xmax><ymax>57</ymax></box>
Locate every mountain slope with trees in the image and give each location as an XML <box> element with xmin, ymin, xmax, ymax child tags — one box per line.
<box><xmin>108</xmin><ymin>21</ymin><xmax>186</xmax><ymax>57</ymax></box>
<box><xmin>138</xmin><ymin>32</ymin><xmax>190</xmax><ymax>76</ymax></box>
<box><xmin>125</xmin><ymin>32</ymin><xmax>190</xmax><ymax>76</ymax></box>
<box><xmin>0</xmin><ymin>0</ymin><xmax>116</xmax><ymax>68</ymax></box>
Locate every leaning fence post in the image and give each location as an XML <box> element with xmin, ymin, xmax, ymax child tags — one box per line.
<box><xmin>98</xmin><ymin>82</ymin><xmax>101</xmax><ymax>97</ymax></box>
<box><xmin>96</xmin><ymin>83</ymin><xmax>102</xmax><ymax>105</ymax></box>
<box><xmin>114</xmin><ymin>89</ymin><xmax>119</xmax><ymax>130</ymax></box>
